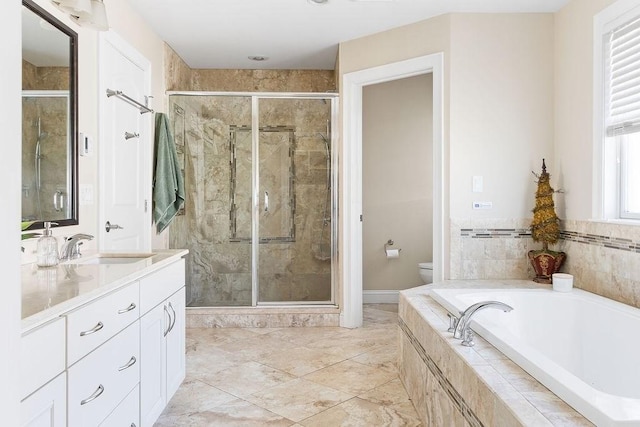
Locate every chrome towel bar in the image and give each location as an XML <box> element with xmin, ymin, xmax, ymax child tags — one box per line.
<box><xmin>106</xmin><ymin>88</ymin><xmax>154</xmax><ymax>114</ymax></box>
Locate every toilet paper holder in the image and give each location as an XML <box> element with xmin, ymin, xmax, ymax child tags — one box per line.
<box><xmin>384</xmin><ymin>239</ymin><xmax>401</xmax><ymax>254</ymax></box>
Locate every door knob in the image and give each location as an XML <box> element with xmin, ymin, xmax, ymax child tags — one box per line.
<box><xmin>105</xmin><ymin>221</ymin><xmax>124</xmax><ymax>232</ymax></box>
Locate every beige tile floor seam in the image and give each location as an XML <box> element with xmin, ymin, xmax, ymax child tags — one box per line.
<box><xmin>155</xmin><ymin>304</ymin><xmax>423</xmax><ymax>426</ymax></box>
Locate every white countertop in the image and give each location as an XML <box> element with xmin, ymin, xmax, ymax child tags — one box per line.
<box><xmin>22</xmin><ymin>249</ymin><xmax>189</xmax><ymax>332</ymax></box>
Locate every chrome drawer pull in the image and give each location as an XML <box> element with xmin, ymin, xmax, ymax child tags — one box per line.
<box><xmin>79</xmin><ymin>321</ymin><xmax>104</xmax><ymax>336</ymax></box>
<box><xmin>80</xmin><ymin>384</ymin><xmax>104</xmax><ymax>405</ymax></box>
<box><xmin>163</xmin><ymin>305</ymin><xmax>171</xmax><ymax>337</ymax></box>
<box><xmin>118</xmin><ymin>302</ymin><xmax>136</xmax><ymax>314</ymax></box>
<box><xmin>168</xmin><ymin>302</ymin><xmax>177</xmax><ymax>334</ymax></box>
<box><xmin>118</xmin><ymin>356</ymin><xmax>137</xmax><ymax>371</ymax></box>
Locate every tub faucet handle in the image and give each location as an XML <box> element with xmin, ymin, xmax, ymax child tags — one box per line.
<box><xmin>447</xmin><ymin>313</ymin><xmax>458</xmax><ymax>333</ymax></box>
<box><xmin>462</xmin><ymin>329</ymin><xmax>475</xmax><ymax>347</ymax></box>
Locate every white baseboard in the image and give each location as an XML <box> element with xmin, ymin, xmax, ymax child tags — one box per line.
<box><xmin>363</xmin><ymin>290</ymin><xmax>399</xmax><ymax>304</ymax></box>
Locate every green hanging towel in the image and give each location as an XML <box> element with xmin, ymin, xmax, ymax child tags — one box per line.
<box><xmin>153</xmin><ymin>112</ymin><xmax>185</xmax><ymax>233</ymax></box>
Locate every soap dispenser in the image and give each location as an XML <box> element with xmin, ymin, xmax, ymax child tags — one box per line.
<box><xmin>37</xmin><ymin>222</ymin><xmax>59</xmax><ymax>267</ymax></box>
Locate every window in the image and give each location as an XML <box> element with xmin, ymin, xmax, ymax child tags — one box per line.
<box><xmin>597</xmin><ymin>3</ymin><xmax>640</xmax><ymax>220</ymax></box>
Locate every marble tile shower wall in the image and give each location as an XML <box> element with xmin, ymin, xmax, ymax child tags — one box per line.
<box><xmin>451</xmin><ymin>218</ymin><xmax>640</xmax><ymax>309</ymax></box>
<box><xmin>163</xmin><ymin>44</ymin><xmax>336</xmax><ymax>93</ymax></box>
<box><xmin>168</xmin><ymin>96</ymin><xmax>332</xmax><ymax>306</ymax></box>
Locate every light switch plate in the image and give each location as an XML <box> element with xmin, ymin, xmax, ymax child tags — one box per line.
<box><xmin>80</xmin><ymin>184</ymin><xmax>93</xmax><ymax>205</ymax></box>
<box><xmin>79</xmin><ymin>133</ymin><xmax>93</xmax><ymax>156</ymax></box>
<box><xmin>472</xmin><ymin>176</ymin><xmax>483</xmax><ymax>193</ymax></box>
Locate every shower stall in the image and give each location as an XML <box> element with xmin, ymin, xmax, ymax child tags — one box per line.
<box><xmin>21</xmin><ymin>90</ymin><xmax>71</xmax><ymax>222</ymax></box>
<box><xmin>168</xmin><ymin>93</ymin><xmax>337</xmax><ymax>307</ymax></box>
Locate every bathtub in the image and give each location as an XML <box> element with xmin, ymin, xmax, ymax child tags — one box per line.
<box><xmin>430</xmin><ymin>287</ymin><xmax>640</xmax><ymax>427</ymax></box>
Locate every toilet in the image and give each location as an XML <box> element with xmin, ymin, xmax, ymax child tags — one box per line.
<box><xmin>418</xmin><ymin>262</ymin><xmax>433</xmax><ymax>284</ymax></box>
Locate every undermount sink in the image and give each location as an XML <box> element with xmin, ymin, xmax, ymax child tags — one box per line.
<box><xmin>68</xmin><ymin>253</ymin><xmax>154</xmax><ymax>265</ymax></box>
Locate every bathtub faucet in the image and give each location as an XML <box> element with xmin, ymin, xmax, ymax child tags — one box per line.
<box><xmin>450</xmin><ymin>301</ymin><xmax>513</xmax><ymax>347</ymax></box>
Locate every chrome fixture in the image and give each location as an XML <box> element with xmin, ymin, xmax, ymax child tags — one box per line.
<box><xmin>104</xmin><ymin>221</ymin><xmax>123</xmax><ymax>233</ymax></box>
<box><xmin>60</xmin><ymin>233</ymin><xmax>94</xmax><ymax>261</ymax></box>
<box><xmin>450</xmin><ymin>301</ymin><xmax>513</xmax><ymax>347</ymax></box>
<box><xmin>248</xmin><ymin>56</ymin><xmax>269</xmax><ymax>62</ymax></box>
<box><xmin>124</xmin><ymin>131</ymin><xmax>140</xmax><ymax>140</ymax></box>
<box><xmin>106</xmin><ymin>89</ymin><xmax>154</xmax><ymax>114</ymax></box>
<box><xmin>383</xmin><ymin>239</ymin><xmax>401</xmax><ymax>254</ymax></box>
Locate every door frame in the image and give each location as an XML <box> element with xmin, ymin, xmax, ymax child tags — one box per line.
<box><xmin>98</xmin><ymin>31</ymin><xmax>152</xmax><ymax>251</ymax></box>
<box><xmin>341</xmin><ymin>53</ymin><xmax>445</xmax><ymax>328</ymax></box>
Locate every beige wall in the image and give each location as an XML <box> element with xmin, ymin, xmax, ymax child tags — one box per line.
<box><xmin>553</xmin><ymin>0</ymin><xmax>640</xmax><ymax>308</ymax></box>
<box><xmin>342</xmin><ymin>4</ymin><xmax>640</xmax><ymax>308</ymax></box>
<box><xmin>339</xmin><ymin>13</ymin><xmax>554</xmax><ymax>285</ymax></box>
<box><xmin>21</xmin><ymin>0</ymin><xmax>167</xmax><ymax>262</ymax></box>
<box><xmin>339</xmin><ymin>15</ymin><xmax>450</xmax><ymax>295</ymax></box>
<box><xmin>363</xmin><ymin>74</ymin><xmax>433</xmax><ymax>291</ymax></box>
<box><xmin>554</xmin><ymin>0</ymin><xmax>615</xmax><ymax>220</ymax></box>
<box><xmin>449</xmin><ymin>14</ymin><xmax>554</xmax><ymax>220</ymax></box>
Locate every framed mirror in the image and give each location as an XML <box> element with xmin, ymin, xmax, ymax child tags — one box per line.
<box><xmin>22</xmin><ymin>0</ymin><xmax>78</xmax><ymax>229</ymax></box>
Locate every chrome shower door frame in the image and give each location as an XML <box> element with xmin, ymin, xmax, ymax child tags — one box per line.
<box><xmin>251</xmin><ymin>93</ymin><xmax>338</xmax><ymax>306</ymax></box>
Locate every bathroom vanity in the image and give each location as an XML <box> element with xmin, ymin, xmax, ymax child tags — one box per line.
<box><xmin>20</xmin><ymin>249</ymin><xmax>188</xmax><ymax>427</ymax></box>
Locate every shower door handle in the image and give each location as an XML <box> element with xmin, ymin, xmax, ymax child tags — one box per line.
<box><xmin>264</xmin><ymin>191</ymin><xmax>269</xmax><ymax>212</ymax></box>
<box><xmin>53</xmin><ymin>190</ymin><xmax>65</xmax><ymax>212</ymax></box>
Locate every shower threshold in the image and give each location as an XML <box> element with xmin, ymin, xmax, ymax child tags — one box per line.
<box><xmin>186</xmin><ymin>305</ymin><xmax>340</xmax><ymax>328</ymax></box>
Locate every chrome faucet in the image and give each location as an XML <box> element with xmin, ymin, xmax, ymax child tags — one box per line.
<box><xmin>59</xmin><ymin>233</ymin><xmax>94</xmax><ymax>261</ymax></box>
<box><xmin>449</xmin><ymin>301</ymin><xmax>513</xmax><ymax>347</ymax></box>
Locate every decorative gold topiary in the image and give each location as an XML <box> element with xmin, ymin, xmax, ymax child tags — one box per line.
<box><xmin>528</xmin><ymin>159</ymin><xmax>565</xmax><ymax>283</ymax></box>
<box><xmin>530</xmin><ymin>159</ymin><xmax>560</xmax><ymax>251</ymax></box>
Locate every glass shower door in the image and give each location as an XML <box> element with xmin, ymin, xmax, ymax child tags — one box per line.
<box><xmin>257</xmin><ymin>97</ymin><xmax>333</xmax><ymax>304</ymax></box>
<box><xmin>169</xmin><ymin>94</ymin><xmax>253</xmax><ymax>306</ymax></box>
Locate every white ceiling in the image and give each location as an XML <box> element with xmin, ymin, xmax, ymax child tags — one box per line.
<box><xmin>128</xmin><ymin>0</ymin><xmax>570</xmax><ymax>70</ymax></box>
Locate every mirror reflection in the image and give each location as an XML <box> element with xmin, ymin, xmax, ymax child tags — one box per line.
<box><xmin>21</xmin><ymin>0</ymin><xmax>78</xmax><ymax>227</ymax></box>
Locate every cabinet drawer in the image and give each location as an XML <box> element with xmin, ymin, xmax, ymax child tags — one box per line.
<box><xmin>68</xmin><ymin>321</ymin><xmax>140</xmax><ymax>427</ymax></box>
<box><xmin>66</xmin><ymin>281</ymin><xmax>140</xmax><ymax>365</ymax></box>
<box><xmin>139</xmin><ymin>259</ymin><xmax>185</xmax><ymax>315</ymax></box>
<box><xmin>21</xmin><ymin>317</ymin><xmax>65</xmax><ymax>400</ymax></box>
<box><xmin>99</xmin><ymin>384</ymin><xmax>140</xmax><ymax>427</ymax></box>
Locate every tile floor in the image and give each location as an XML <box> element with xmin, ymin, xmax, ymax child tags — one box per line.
<box><xmin>155</xmin><ymin>304</ymin><xmax>423</xmax><ymax>426</ymax></box>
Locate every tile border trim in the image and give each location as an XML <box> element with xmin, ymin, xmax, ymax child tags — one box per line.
<box><xmin>560</xmin><ymin>230</ymin><xmax>640</xmax><ymax>253</ymax></box>
<box><xmin>459</xmin><ymin>228</ymin><xmax>640</xmax><ymax>253</ymax></box>
<box><xmin>460</xmin><ymin>228</ymin><xmax>531</xmax><ymax>239</ymax></box>
<box><xmin>399</xmin><ymin>318</ymin><xmax>484</xmax><ymax>427</ymax></box>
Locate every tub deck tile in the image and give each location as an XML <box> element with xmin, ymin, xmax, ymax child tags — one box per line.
<box><xmin>399</xmin><ymin>281</ymin><xmax>591</xmax><ymax>427</ymax></box>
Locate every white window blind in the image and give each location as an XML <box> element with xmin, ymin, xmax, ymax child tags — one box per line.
<box><xmin>606</xmin><ymin>16</ymin><xmax>640</xmax><ymax>136</ymax></box>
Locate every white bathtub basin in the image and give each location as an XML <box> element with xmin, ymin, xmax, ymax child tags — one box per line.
<box><xmin>430</xmin><ymin>287</ymin><xmax>640</xmax><ymax>427</ymax></box>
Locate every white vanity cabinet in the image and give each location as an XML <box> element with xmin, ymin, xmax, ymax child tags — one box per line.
<box><xmin>65</xmin><ymin>281</ymin><xmax>140</xmax><ymax>366</ymax></box>
<box><xmin>20</xmin><ymin>317</ymin><xmax>66</xmax><ymax>427</ymax></box>
<box><xmin>99</xmin><ymin>384</ymin><xmax>140</xmax><ymax>427</ymax></box>
<box><xmin>21</xmin><ymin>252</ymin><xmax>187</xmax><ymax>427</ymax></box>
<box><xmin>67</xmin><ymin>321</ymin><xmax>140</xmax><ymax>426</ymax></box>
<box><xmin>20</xmin><ymin>373</ymin><xmax>66</xmax><ymax>427</ymax></box>
<box><xmin>140</xmin><ymin>259</ymin><xmax>186</xmax><ymax>427</ymax></box>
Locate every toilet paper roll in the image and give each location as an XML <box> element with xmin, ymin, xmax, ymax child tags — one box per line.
<box><xmin>385</xmin><ymin>249</ymin><xmax>400</xmax><ymax>259</ymax></box>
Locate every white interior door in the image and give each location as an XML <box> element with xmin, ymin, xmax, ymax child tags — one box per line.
<box><xmin>98</xmin><ymin>32</ymin><xmax>151</xmax><ymax>252</ymax></box>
